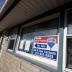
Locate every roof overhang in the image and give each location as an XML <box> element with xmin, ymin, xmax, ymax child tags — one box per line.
<box><xmin>0</xmin><ymin>0</ymin><xmax>72</xmax><ymax>32</ymax></box>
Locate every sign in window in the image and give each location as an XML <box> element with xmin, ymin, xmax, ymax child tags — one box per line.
<box><xmin>32</xmin><ymin>36</ymin><xmax>59</xmax><ymax>60</ymax></box>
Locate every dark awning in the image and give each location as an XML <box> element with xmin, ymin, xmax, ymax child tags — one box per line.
<box><xmin>0</xmin><ymin>0</ymin><xmax>72</xmax><ymax>31</ymax></box>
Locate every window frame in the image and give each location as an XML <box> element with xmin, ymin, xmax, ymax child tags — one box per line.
<box><xmin>7</xmin><ymin>28</ymin><xmax>19</xmax><ymax>52</ymax></box>
<box><xmin>7</xmin><ymin>37</ymin><xmax>17</xmax><ymax>52</ymax></box>
<box><xmin>15</xmin><ymin>13</ymin><xmax>60</xmax><ymax>70</ymax></box>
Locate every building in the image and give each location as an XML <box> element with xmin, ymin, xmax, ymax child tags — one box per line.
<box><xmin>0</xmin><ymin>0</ymin><xmax>72</xmax><ymax>72</ymax></box>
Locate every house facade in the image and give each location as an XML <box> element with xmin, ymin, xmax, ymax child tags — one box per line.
<box><xmin>0</xmin><ymin>0</ymin><xmax>72</xmax><ymax>72</ymax></box>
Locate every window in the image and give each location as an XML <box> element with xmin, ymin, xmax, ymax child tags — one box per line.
<box><xmin>66</xmin><ymin>36</ymin><xmax>72</xmax><ymax>69</ymax></box>
<box><xmin>67</xmin><ymin>10</ymin><xmax>72</xmax><ymax>35</ymax></box>
<box><xmin>8</xmin><ymin>28</ymin><xmax>18</xmax><ymax>51</ymax></box>
<box><xmin>66</xmin><ymin>9</ymin><xmax>72</xmax><ymax>69</ymax></box>
<box><xmin>8</xmin><ymin>39</ymin><xmax>15</xmax><ymax>50</ymax></box>
<box><xmin>16</xmin><ymin>16</ymin><xmax>59</xmax><ymax>69</ymax></box>
<box><xmin>18</xmin><ymin>18</ymin><xmax>59</xmax><ymax>52</ymax></box>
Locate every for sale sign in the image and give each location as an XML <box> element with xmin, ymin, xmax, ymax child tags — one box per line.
<box><xmin>32</xmin><ymin>35</ymin><xmax>59</xmax><ymax>60</ymax></box>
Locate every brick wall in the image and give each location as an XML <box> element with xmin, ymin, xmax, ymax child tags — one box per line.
<box><xmin>0</xmin><ymin>35</ymin><xmax>50</xmax><ymax>72</ymax></box>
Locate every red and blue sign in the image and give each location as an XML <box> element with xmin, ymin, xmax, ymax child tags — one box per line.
<box><xmin>32</xmin><ymin>35</ymin><xmax>59</xmax><ymax>60</ymax></box>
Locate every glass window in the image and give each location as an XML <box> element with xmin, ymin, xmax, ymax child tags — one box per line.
<box><xmin>16</xmin><ymin>17</ymin><xmax>59</xmax><ymax>68</ymax></box>
<box><xmin>66</xmin><ymin>9</ymin><xmax>72</xmax><ymax>69</ymax></box>
<box><xmin>8</xmin><ymin>28</ymin><xmax>18</xmax><ymax>51</ymax></box>
<box><xmin>18</xmin><ymin>18</ymin><xmax>59</xmax><ymax>55</ymax></box>
<box><xmin>8</xmin><ymin>39</ymin><xmax>15</xmax><ymax>50</ymax></box>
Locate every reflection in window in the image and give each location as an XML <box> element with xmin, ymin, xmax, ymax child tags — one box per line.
<box><xmin>18</xmin><ymin>40</ymin><xmax>33</xmax><ymax>53</ymax></box>
<box><xmin>8</xmin><ymin>39</ymin><xmax>15</xmax><ymax>50</ymax></box>
<box><xmin>19</xmin><ymin>40</ymin><xmax>25</xmax><ymax>51</ymax></box>
<box><xmin>67</xmin><ymin>9</ymin><xmax>72</xmax><ymax>35</ymax></box>
<box><xmin>24</xmin><ymin>40</ymin><xmax>31</xmax><ymax>52</ymax></box>
<box><xmin>18</xmin><ymin>18</ymin><xmax>59</xmax><ymax>57</ymax></box>
<box><xmin>66</xmin><ymin>9</ymin><xmax>72</xmax><ymax>69</ymax></box>
<box><xmin>8</xmin><ymin>28</ymin><xmax>19</xmax><ymax>51</ymax></box>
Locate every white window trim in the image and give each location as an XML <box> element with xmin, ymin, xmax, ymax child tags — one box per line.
<box><xmin>0</xmin><ymin>0</ymin><xmax>8</xmax><ymax>13</ymax></box>
<box><xmin>62</xmin><ymin>11</ymin><xmax>67</xmax><ymax>72</ymax></box>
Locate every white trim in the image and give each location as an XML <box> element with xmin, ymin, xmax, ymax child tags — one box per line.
<box><xmin>0</xmin><ymin>0</ymin><xmax>8</xmax><ymax>13</ymax></box>
<box><xmin>7</xmin><ymin>49</ymin><xmax>13</xmax><ymax>52</ymax></box>
<box><xmin>62</xmin><ymin>11</ymin><xmax>67</xmax><ymax>72</ymax></box>
<box><xmin>66</xmin><ymin>35</ymin><xmax>72</xmax><ymax>37</ymax></box>
<box><xmin>65</xmin><ymin>68</ymin><xmax>72</xmax><ymax>72</ymax></box>
<box><xmin>15</xmin><ymin>35</ymin><xmax>21</xmax><ymax>50</ymax></box>
<box><xmin>0</xmin><ymin>36</ymin><xmax>3</xmax><ymax>58</ymax></box>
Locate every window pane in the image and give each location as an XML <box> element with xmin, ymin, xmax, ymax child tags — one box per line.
<box><xmin>18</xmin><ymin>18</ymin><xmax>59</xmax><ymax>56</ymax></box>
<box><xmin>34</xmin><ymin>29</ymin><xmax>57</xmax><ymax>36</ymax></box>
<box><xmin>66</xmin><ymin>37</ymin><xmax>72</xmax><ymax>69</ymax></box>
<box><xmin>67</xmin><ymin>10</ymin><xmax>72</xmax><ymax>35</ymax></box>
<box><xmin>24</xmin><ymin>40</ymin><xmax>31</xmax><ymax>52</ymax></box>
<box><xmin>67</xmin><ymin>10</ymin><xmax>72</xmax><ymax>24</ymax></box>
<box><xmin>8</xmin><ymin>39</ymin><xmax>15</xmax><ymax>50</ymax></box>
<box><xmin>19</xmin><ymin>40</ymin><xmax>25</xmax><ymax>51</ymax></box>
<box><xmin>10</xmin><ymin>28</ymin><xmax>18</xmax><ymax>38</ymax></box>
<box><xmin>67</xmin><ymin>24</ymin><xmax>72</xmax><ymax>34</ymax></box>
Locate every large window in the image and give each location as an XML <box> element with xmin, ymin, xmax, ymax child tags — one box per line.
<box><xmin>18</xmin><ymin>18</ymin><xmax>59</xmax><ymax>53</ymax></box>
<box><xmin>16</xmin><ymin>16</ymin><xmax>59</xmax><ymax>69</ymax></box>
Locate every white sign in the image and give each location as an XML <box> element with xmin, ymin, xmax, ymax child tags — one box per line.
<box><xmin>19</xmin><ymin>40</ymin><xmax>25</xmax><ymax>50</ymax></box>
<box><xmin>24</xmin><ymin>40</ymin><xmax>31</xmax><ymax>51</ymax></box>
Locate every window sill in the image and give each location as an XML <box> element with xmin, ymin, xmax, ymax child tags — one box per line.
<box><xmin>15</xmin><ymin>50</ymin><xmax>58</xmax><ymax>70</ymax></box>
<box><xmin>7</xmin><ymin>49</ymin><xmax>13</xmax><ymax>53</ymax></box>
